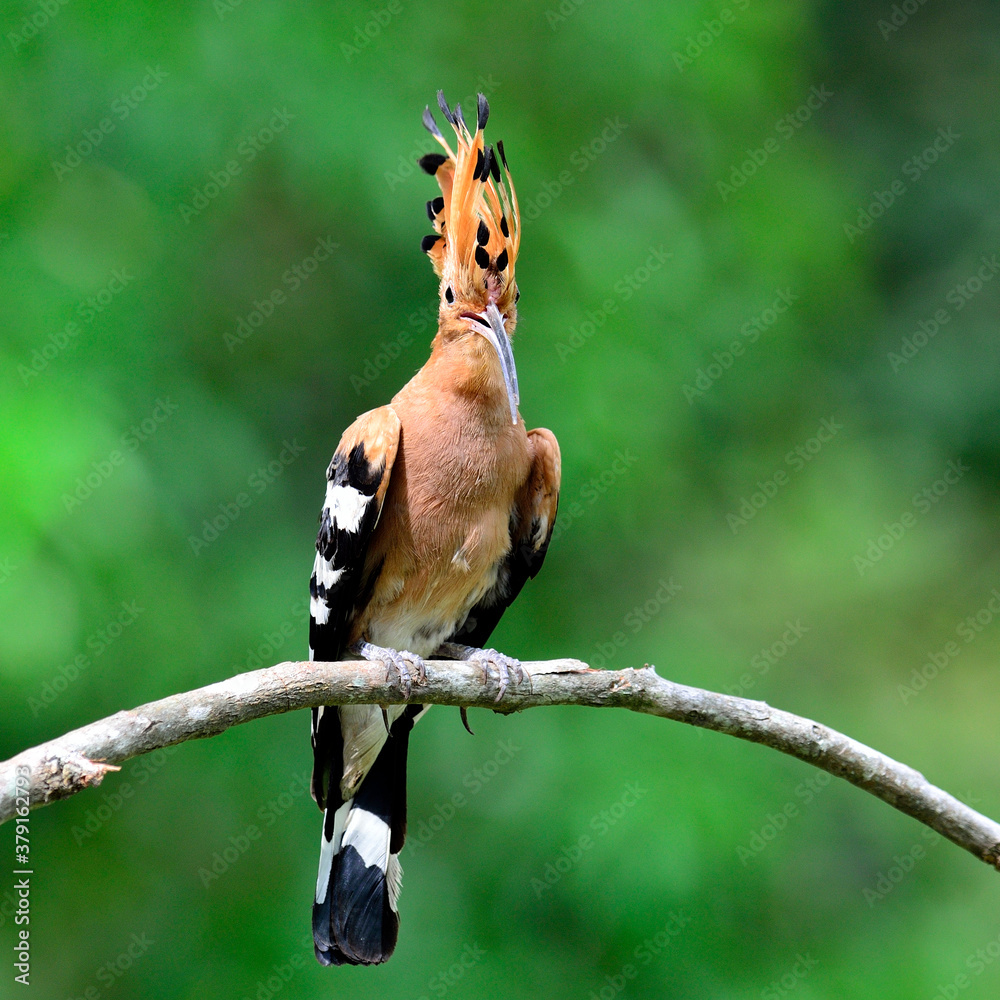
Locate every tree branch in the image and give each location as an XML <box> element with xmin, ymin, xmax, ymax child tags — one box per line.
<box><xmin>3</xmin><ymin>658</ymin><xmax>999</xmax><ymax>871</ymax></box>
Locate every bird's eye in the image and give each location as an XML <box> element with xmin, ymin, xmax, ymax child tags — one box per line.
<box><xmin>514</xmin><ymin>287</ymin><xmax>520</xmax><ymax>303</ymax></box>
<box><xmin>445</xmin><ymin>286</ymin><xmax>454</xmax><ymax>303</ymax></box>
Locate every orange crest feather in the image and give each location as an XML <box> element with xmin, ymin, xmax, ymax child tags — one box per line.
<box><xmin>418</xmin><ymin>92</ymin><xmax>520</xmax><ymax>313</ymax></box>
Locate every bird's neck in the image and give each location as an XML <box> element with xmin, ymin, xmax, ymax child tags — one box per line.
<box><xmin>421</xmin><ymin>330</ymin><xmax>514</xmax><ymax>426</ymax></box>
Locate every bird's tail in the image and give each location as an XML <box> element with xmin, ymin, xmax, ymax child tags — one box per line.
<box><xmin>312</xmin><ymin>706</ymin><xmax>418</xmax><ymax>966</ymax></box>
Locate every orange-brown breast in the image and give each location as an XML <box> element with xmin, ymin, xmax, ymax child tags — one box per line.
<box><xmin>349</xmin><ymin>338</ymin><xmax>532</xmax><ymax>656</ymax></box>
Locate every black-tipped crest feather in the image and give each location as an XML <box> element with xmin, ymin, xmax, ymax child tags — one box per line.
<box><xmin>436</xmin><ymin>90</ymin><xmax>456</xmax><ymax>125</ymax></box>
<box><xmin>418</xmin><ymin>92</ymin><xmax>521</xmax><ymax>311</ymax></box>
<box><xmin>419</xmin><ymin>153</ymin><xmax>446</xmax><ymax>175</ymax></box>
<box><xmin>422</xmin><ymin>106</ymin><xmax>442</xmax><ymax>138</ymax></box>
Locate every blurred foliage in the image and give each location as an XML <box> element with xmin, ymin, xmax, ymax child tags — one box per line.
<box><xmin>2</xmin><ymin>0</ymin><xmax>1000</xmax><ymax>997</ymax></box>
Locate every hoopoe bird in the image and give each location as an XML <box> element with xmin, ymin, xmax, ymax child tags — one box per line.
<box><xmin>308</xmin><ymin>92</ymin><xmax>561</xmax><ymax>966</ymax></box>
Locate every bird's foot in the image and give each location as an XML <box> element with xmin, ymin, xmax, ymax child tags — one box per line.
<box><xmin>349</xmin><ymin>641</ymin><xmax>426</xmax><ymax>698</ymax></box>
<box><xmin>435</xmin><ymin>642</ymin><xmax>529</xmax><ymax>702</ymax></box>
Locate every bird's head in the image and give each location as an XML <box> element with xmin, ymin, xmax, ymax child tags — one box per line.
<box><xmin>419</xmin><ymin>92</ymin><xmax>522</xmax><ymax>423</ymax></box>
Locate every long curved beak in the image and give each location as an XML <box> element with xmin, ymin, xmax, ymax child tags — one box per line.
<box><xmin>466</xmin><ymin>302</ymin><xmax>519</xmax><ymax>424</ymax></box>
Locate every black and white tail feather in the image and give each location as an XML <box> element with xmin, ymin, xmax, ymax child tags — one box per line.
<box><xmin>311</xmin><ymin>703</ymin><xmax>422</xmax><ymax>966</ymax></box>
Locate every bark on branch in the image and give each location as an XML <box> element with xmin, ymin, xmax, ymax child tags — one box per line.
<box><xmin>3</xmin><ymin>658</ymin><xmax>999</xmax><ymax>871</ymax></box>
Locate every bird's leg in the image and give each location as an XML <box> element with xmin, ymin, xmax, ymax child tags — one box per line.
<box><xmin>434</xmin><ymin>642</ymin><xmax>529</xmax><ymax>702</ymax></box>
<box><xmin>349</xmin><ymin>641</ymin><xmax>426</xmax><ymax>699</ymax></box>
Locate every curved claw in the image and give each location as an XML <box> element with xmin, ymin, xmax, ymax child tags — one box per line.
<box><xmin>471</xmin><ymin>647</ymin><xmax>524</xmax><ymax>702</ymax></box>
<box><xmin>349</xmin><ymin>641</ymin><xmax>426</xmax><ymax>699</ymax></box>
<box><xmin>387</xmin><ymin>658</ymin><xmax>409</xmax><ymax>697</ymax></box>
<box><xmin>460</xmin><ymin>706</ymin><xmax>475</xmax><ymax>735</ymax></box>
<box><xmin>385</xmin><ymin>650</ymin><xmax>426</xmax><ymax>698</ymax></box>
<box><xmin>433</xmin><ymin>641</ymin><xmax>530</xmax><ymax>702</ymax></box>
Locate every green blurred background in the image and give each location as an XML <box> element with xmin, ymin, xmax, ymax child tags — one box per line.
<box><xmin>2</xmin><ymin>0</ymin><xmax>999</xmax><ymax>997</ymax></box>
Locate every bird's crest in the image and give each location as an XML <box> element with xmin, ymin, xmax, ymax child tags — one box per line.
<box><xmin>418</xmin><ymin>91</ymin><xmax>520</xmax><ymax>313</ymax></box>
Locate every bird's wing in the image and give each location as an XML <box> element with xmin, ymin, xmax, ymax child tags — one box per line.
<box><xmin>309</xmin><ymin>405</ymin><xmax>401</xmax><ymax>808</ymax></box>
<box><xmin>448</xmin><ymin>427</ymin><xmax>561</xmax><ymax>647</ymax></box>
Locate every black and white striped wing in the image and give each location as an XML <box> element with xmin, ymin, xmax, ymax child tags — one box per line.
<box><xmin>309</xmin><ymin>404</ymin><xmax>400</xmax><ymax>806</ymax></box>
<box><xmin>308</xmin><ymin>405</ymin><xmax>412</xmax><ymax>967</ymax></box>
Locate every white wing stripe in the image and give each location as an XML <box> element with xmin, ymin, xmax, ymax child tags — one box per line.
<box><xmin>310</xmin><ymin>594</ymin><xmax>331</xmax><ymax>625</ymax></box>
<box><xmin>324</xmin><ymin>483</ymin><xmax>370</xmax><ymax>533</ymax></box>
<box><xmin>313</xmin><ymin>554</ymin><xmax>345</xmax><ymax>590</ymax></box>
